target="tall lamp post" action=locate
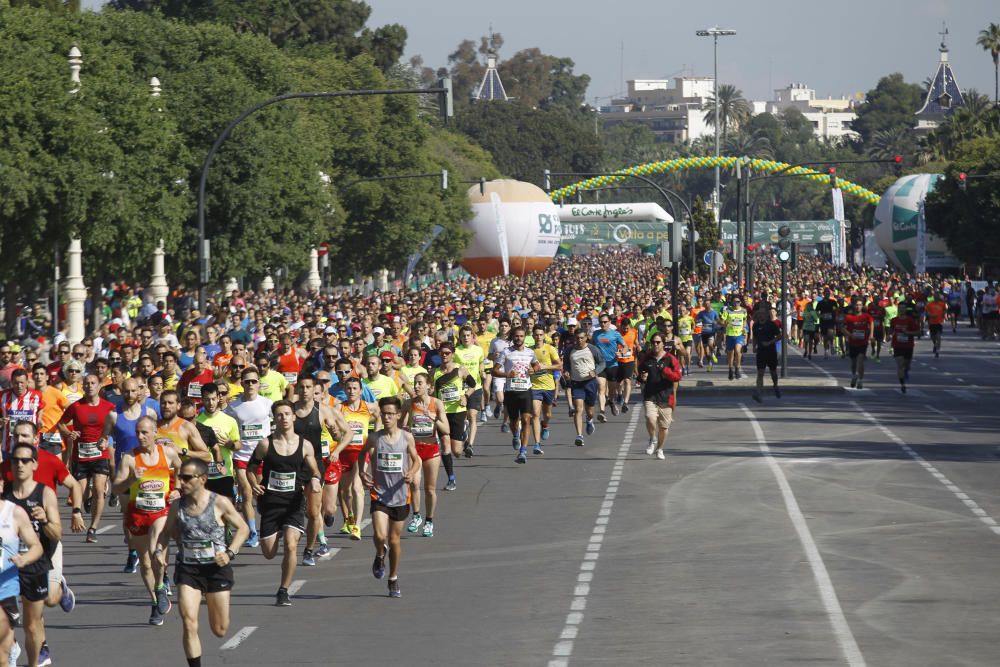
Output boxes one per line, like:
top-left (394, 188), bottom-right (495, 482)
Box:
top-left (695, 26), bottom-right (736, 224)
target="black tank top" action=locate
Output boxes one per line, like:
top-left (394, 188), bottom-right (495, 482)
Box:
top-left (2, 483), bottom-right (53, 573)
top-left (261, 435), bottom-right (305, 498)
top-left (294, 404), bottom-right (322, 460)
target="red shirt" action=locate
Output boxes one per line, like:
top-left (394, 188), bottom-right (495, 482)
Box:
top-left (890, 316), bottom-right (918, 349)
top-left (178, 366), bottom-right (214, 406)
top-left (844, 313), bottom-right (874, 346)
top-left (1, 448), bottom-right (71, 490)
top-left (60, 398), bottom-right (115, 461)
top-left (2, 389), bottom-right (44, 453)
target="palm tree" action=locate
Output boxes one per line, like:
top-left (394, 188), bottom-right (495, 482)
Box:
top-left (962, 88), bottom-right (993, 118)
top-left (977, 22), bottom-right (1000, 105)
top-left (702, 84), bottom-right (751, 142)
top-left (723, 129), bottom-right (773, 159)
top-left (867, 126), bottom-right (913, 161)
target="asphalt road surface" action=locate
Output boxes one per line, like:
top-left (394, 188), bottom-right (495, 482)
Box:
top-left (29, 325), bottom-right (1000, 666)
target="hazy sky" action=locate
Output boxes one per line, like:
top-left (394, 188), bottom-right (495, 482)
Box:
top-left (80, 1), bottom-right (997, 102)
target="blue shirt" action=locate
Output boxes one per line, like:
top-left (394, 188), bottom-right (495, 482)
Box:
top-left (329, 378), bottom-right (377, 403)
top-left (696, 309), bottom-right (721, 334)
top-left (591, 329), bottom-right (626, 366)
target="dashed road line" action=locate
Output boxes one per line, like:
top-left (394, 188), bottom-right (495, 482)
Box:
top-left (852, 400), bottom-right (1000, 535)
top-left (96, 525), bottom-right (115, 534)
top-left (220, 625), bottom-right (258, 650)
top-left (287, 579), bottom-right (306, 596)
top-left (547, 407), bottom-right (640, 667)
top-left (742, 404), bottom-right (866, 667)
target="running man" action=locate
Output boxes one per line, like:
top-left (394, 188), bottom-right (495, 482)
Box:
top-left (331, 377), bottom-right (379, 540)
top-left (844, 298), bottom-right (874, 389)
top-left (493, 327), bottom-right (541, 464)
top-left (247, 400), bottom-right (322, 606)
top-left (0, 471), bottom-right (43, 665)
top-left (924, 293), bottom-right (947, 358)
top-left (454, 327), bottom-right (485, 454)
top-left (154, 458), bottom-right (249, 667)
top-left (112, 415), bottom-right (183, 626)
top-left (359, 395), bottom-right (420, 599)
top-left (750, 306), bottom-right (782, 402)
top-left (403, 374), bottom-right (449, 537)
top-left (529, 324), bottom-right (560, 454)
top-left (432, 342), bottom-right (472, 488)
top-left (889, 306), bottom-right (920, 393)
top-left (224, 366), bottom-right (274, 548)
top-left (722, 297), bottom-right (748, 379)
top-left (591, 314), bottom-right (625, 421)
top-left (563, 330), bottom-right (605, 447)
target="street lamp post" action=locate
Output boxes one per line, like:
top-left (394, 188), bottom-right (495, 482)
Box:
top-left (696, 26), bottom-right (736, 224)
top-left (195, 81), bottom-right (453, 311)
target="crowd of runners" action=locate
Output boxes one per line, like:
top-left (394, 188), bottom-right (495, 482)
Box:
top-left (0, 248), bottom-right (995, 665)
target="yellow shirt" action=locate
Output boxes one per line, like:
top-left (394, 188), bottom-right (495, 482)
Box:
top-left (531, 344), bottom-right (559, 391)
top-left (454, 345), bottom-right (485, 388)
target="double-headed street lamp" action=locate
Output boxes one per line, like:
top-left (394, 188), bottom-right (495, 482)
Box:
top-left (695, 26), bottom-right (736, 224)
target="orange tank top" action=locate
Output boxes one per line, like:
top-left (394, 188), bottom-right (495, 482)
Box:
top-left (129, 444), bottom-right (172, 513)
top-left (340, 401), bottom-right (371, 450)
top-left (407, 399), bottom-right (439, 444)
top-left (277, 346), bottom-right (303, 383)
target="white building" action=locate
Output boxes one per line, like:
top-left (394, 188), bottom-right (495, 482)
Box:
top-left (598, 77), bottom-right (714, 144)
top-left (760, 83), bottom-right (858, 142)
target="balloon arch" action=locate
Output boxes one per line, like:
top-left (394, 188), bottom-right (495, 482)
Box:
top-left (547, 157), bottom-right (882, 206)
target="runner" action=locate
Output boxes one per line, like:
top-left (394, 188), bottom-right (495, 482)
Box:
top-left (1, 369), bottom-right (42, 456)
top-left (358, 395), bottom-right (420, 599)
top-left (493, 327), bottom-right (542, 464)
top-left (111, 415), bottom-right (183, 625)
top-left (402, 374), bottom-right (449, 537)
top-left (675, 305), bottom-right (695, 375)
top-left (925, 293), bottom-right (947, 358)
top-left (156, 390), bottom-right (212, 463)
top-left (816, 289), bottom-right (839, 359)
top-left (844, 298), bottom-right (875, 389)
top-left (722, 296), bottom-right (748, 380)
top-left (153, 458), bottom-right (249, 667)
top-left (750, 305), bottom-right (782, 402)
top-left (330, 377), bottom-right (378, 540)
top-left (695, 304), bottom-right (720, 371)
top-left (177, 347), bottom-right (214, 408)
top-left (57, 374), bottom-right (114, 543)
top-left (563, 330), bottom-right (605, 448)
top-left (454, 327), bottom-right (485, 456)
top-left (431, 341), bottom-right (473, 484)
top-left (801, 301), bottom-right (820, 359)
top-left (4, 441), bottom-right (64, 667)
top-left (194, 383), bottom-right (240, 503)
top-left (529, 324), bottom-right (560, 454)
top-left (223, 366), bottom-right (274, 548)
top-left (29, 366), bottom-right (68, 461)
top-left (889, 305), bottom-right (920, 394)
top-left (866, 296), bottom-right (886, 362)
top-left (590, 314), bottom-right (625, 422)
top-left (246, 400), bottom-right (322, 606)
top-left (636, 332), bottom-right (682, 459)
top-left (0, 470), bottom-right (43, 666)
top-left (487, 320), bottom-right (511, 430)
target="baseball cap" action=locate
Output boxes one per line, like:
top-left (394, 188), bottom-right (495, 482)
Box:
top-left (566, 318), bottom-right (579, 326)
top-left (373, 326), bottom-right (385, 335)
top-left (324, 326), bottom-right (336, 334)
top-left (379, 351), bottom-right (395, 361)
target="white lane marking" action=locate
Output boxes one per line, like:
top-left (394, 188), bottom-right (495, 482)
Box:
top-left (287, 579), bottom-right (306, 596)
top-left (742, 404), bottom-right (866, 667)
top-left (790, 347), bottom-right (837, 381)
top-left (923, 404), bottom-right (958, 424)
top-left (852, 401), bottom-right (1000, 534)
top-left (547, 410), bottom-right (639, 667)
top-left (96, 525), bottom-right (114, 534)
top-left (220, 625), bottom-right (258, 650)
top-left (318, 546), bottom-right (340, 561)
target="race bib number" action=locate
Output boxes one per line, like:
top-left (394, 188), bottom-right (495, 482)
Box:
top-left (41, 432), bottom-right (61, 444)
top-left (283, 372), bottom-right (298, 384)
top-left (187, 383), bottom-right (202, 398)
top-left (510, 377), bottom-right (531, 392)
top-left (851, 330), bottom-right (866, 341)
top-left (376, 451), bottom-right (403, 473)
top-left (820, 312), bottom-right (833, 321)
top-left (182, 539), bottom-right (217, 565)
top-left (439, 386), bottom-right (460, 403)
top-left (679, 325), bottom-right (691, 336)
top-left (78, 441), bottom-right (102, 460)
top-left (240, 423), bottom-right (264, 441)
top-left (410, 414), bottom-right (434, 438)
top-left (136, 491), bottom-right (166, 512)
top-left (267, 470), bottom-right (297, 493)
top-left (321, 439), bottom-right (331, 459)
top-left (348, 421), bottom-right (365, 446)
top-left (207, 461), bottom-right (224, 479)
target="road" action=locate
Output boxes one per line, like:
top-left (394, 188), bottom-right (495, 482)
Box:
top-left (32, 326), bottom-right (1000, 666)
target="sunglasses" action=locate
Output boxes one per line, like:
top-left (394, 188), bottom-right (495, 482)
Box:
top-left (178, 473), bottom-right (203, 482)
top-left (243, 379), bottom-right (259, 385)
top-left (11, 457), bottom-right (35, 465)
top-left (335, 370), bottom-right (351, 375)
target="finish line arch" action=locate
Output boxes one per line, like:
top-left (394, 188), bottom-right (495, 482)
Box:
top-left (548, 157), bottom-right (882, 205)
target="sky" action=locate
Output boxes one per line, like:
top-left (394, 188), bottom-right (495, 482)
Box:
top-left (79, 0), bottom-right (998, 103)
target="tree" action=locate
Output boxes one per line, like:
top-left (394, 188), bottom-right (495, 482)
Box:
top-left (976, 22), bottom-right (1000, 106)
top-left (702, 84), bottom-right (750, 141)
top-left (867, 126), bottom-right (914, 161)
top-left (499, 48), bottom-right (589, 110)
top-left (690, 196), bottom-right (719, 263)
top-left (601, 123), bottom-right (678, 169)
top-left (723, 128), bottom-right (773, 159)
top-left (851, 73), bottom-right (925, 144)
top-left (925, 136), bottom-right (1000, 267)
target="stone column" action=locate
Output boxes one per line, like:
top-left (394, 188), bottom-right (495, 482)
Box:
top-left (224, 277), bottom-right (239, 294)
top-left (63, 238), bottom-right (86, 344)
top-left (260, 275), bottom-right (274, 292)
top-left (149, 239), bottom-right (169, 306)
top-left (377, 268), bottom-right (389, 292)
top-left (306, 248), bottom-right (322, 292)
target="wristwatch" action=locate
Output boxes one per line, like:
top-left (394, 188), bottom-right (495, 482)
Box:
top-left (225, 548), bottom-right (237, 560)
top-left (71, 508), bottom-right (82, 515)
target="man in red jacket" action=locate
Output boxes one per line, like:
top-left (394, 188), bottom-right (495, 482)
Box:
top-left (636, 332), bottom-right (683, 460)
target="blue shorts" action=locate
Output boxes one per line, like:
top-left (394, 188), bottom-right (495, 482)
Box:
top-left (531, 389), bottom-right (556, 405)
top-left (570, 379), bottom-right (598, 407)
top-left (725, 335), bottom-right (745, 352)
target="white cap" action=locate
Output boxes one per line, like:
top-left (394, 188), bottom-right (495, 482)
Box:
top-left (373, 326), bottom-right (385, 335)
top-left (566, 318), bottom-right (579, 326)
top-left (324, 326), bottom-right (336, 334)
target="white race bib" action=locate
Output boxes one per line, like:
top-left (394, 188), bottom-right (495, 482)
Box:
top-left (283, 372), bottom-right (298, 384)
top-left (376, 452), bottom-right (403, 473)
top-left (321, 439), bottom-right (331, 459)
top-left (267, 470), bottom-right (297, 493)
top-left (440, 386), bottom-right (460, 403)
top-left (241, 423), bottom-right (264, 441)
top-left (410, 414), bottom-right (434, 438)
top-left (851, 329), bottom-right (866, 340)
top-left (77, 441), bottom-right (102, 461)
top-left (182, 539), bottom-right (217, 565)
top-left (136, 491), bottom-right (166, 512)
top-left (510, 377), bottom-right (530, 392)
top-left (207, 461), bottom-right (224, 479)
top-left (187, 383), bottom-right (202, 398)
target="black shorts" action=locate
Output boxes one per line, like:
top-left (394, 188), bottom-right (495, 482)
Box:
top-left (755, 351), bottom-right (777, 371)
top-left (467, 388), bottom-right (484, 411)
top-left (820, 322), bottom-right (835, 334)
top-left (445, 412), bottom-right (467, 442)
top-left (848, 345), bottom-right (868, 359)
top-left (206, 476), bottom-right (237, 499)
top-left (1, 596), bottom-right (19, 627)
top-left (73, 458), bottom-right (111, 478)
top-left (700, 332), bottom-right (715, 345)
top-left (371, 500), bottom-right (409, 523)
top-left (929, 323), bottom-right (943, 335)
top-left (18, 569), bottom-right (50, 602)
top-left (174, 561), bottom-right (235, 594)
top-left (893, 347), bottom-right (914, 360)
top-left (258, 494), bottom-right (306, 540)
top-left (948, 305), bottom-right (961, 316)
top-left (599, 366), bottom-right (618, 380)
top-left (615, 361), bottom-right (635, 382)
top-left (504, 390), bottom-right (534, 424)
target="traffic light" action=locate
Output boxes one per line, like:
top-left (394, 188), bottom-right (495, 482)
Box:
top-left (828, 167), bottom-right (837, 189)
top-left (958, 172), bottom-right (967, 192)
top-left (893, 155), bottom-right (903, 177)
top-left (777, 224), bottom-right (791, 262)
